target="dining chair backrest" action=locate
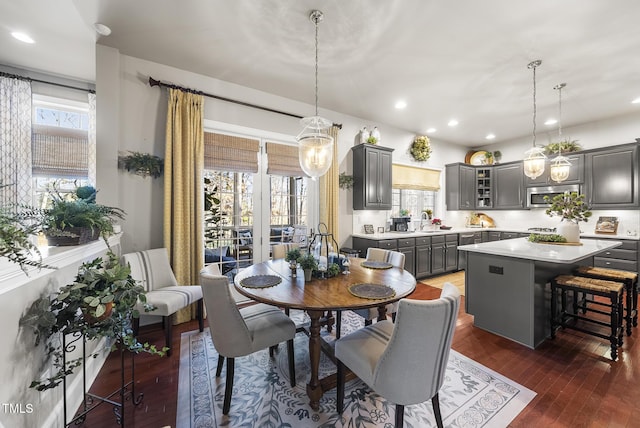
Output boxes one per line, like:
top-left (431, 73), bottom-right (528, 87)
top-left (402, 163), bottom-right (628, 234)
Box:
top-left (373, 283), bottom-right (460, 405)
top-left (122, 248), bottom-right (178, 292)
top-left (272, 243), bottom-right (300, 260)
top-left (366, 248), bottom-right (406, 270)
top-left (199, 270), bottom-right (254, 357)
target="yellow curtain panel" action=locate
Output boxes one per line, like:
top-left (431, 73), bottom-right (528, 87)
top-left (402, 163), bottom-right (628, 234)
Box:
top-left (164, 89), bottom-right (204, 324)
top-left (319, 125), bottom-right (340, 240)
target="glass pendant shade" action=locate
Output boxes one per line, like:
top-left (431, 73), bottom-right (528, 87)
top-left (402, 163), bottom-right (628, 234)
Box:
top-left (523, 146), bottom-right (546, 179)
top-left (549, 155), bottom-right (571, 182)
top-left (297, 116), bottom-right (334, 178)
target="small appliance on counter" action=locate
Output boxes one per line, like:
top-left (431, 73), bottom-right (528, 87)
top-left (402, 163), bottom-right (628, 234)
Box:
top-left (391, 217), bottom-right (410, 232)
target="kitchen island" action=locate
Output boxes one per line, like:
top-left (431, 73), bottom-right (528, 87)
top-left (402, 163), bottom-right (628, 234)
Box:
top-left (457, 238), bottom-right (622, 349)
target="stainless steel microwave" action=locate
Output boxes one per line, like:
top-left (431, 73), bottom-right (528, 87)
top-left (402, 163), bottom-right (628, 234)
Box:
top-left (526, 184), bottom-right (581, 208)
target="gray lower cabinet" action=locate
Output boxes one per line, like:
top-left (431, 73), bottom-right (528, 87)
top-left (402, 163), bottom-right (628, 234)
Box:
top-left (351, 237), bottom-right (396, 256)
top-left (397, 237), bottom-right (416, 276)
top-left (493, 162), bottom-right (525, 209)
top-left (431, 236), bottom-right (446, 275)
top-left (500, 231), bottom-right (520, 240)
top-left (445, 235), bottom-right (458, 271)
top-left (415, 236), bottom-right (432, 279)
top-left (588, 239), bottom-right (639, 272)
top-left (585, 144), bottom-right (639, 209)
top-left (482, 231), bottom-right (501, 242)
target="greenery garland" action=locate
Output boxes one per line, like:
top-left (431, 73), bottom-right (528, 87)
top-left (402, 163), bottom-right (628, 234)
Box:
top-left (410, 135), bottom-right (432, 161)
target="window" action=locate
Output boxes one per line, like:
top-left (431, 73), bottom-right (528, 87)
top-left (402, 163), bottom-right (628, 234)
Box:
top-left (31, 95), bottom-right (93, 207)
top-left (392, 189), bottom-right (437, 219)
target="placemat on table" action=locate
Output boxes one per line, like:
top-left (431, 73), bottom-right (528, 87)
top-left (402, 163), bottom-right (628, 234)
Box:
top-left (240, 275), bottom-right (282, 288)
top-left (348, 283), bottom-right (396, 300)
top-left (360, 260), bottom-right (394, 270)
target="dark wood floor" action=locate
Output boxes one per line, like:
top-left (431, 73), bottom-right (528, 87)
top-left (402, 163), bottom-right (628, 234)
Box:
top-left (78, 276), bottom-right (639, 427)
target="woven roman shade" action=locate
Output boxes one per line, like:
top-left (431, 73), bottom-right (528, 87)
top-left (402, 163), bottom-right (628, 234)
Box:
top-left (265, 142), bottom-right (309, 177)
top-left (31, 124), bottom-right (88, 177)
top-left (392, 164), bottom-right (441, 191)
top-left (204, 132), bottom-right (259, 173)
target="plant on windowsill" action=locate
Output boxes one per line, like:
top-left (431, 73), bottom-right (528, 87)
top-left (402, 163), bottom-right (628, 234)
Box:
top-left (19, 251), bottom-right (167, 391)
top-left (42, 184), bottom-right (125, 246)
top-left (544, 191), bottom-right (591, 243)
top-left (118, 151), bottom-right (164, 179)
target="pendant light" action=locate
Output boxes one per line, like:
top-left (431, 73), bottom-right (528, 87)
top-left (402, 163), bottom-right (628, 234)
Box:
top-left (297, 10), bottom-right (334, 179)
top-left (523, 60), bottom-right (546, 179)
top-left (549, 83), bottom-right (571, 183)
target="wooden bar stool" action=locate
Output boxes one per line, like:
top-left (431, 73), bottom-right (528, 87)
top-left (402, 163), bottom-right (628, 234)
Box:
top-left (574, 266), bottom-right (638, 336)
top-left (550, 275), bottom-right (624, 361)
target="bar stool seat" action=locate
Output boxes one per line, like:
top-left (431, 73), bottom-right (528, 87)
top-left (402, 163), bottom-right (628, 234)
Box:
top-left (550, 275), bottom-right (624, 361)
top-left (574, 266), bottom-right (638, 336)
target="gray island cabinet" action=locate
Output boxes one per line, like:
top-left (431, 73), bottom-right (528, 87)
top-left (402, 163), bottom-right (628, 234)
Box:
top-left (457, 238), bottom-right (622, 349)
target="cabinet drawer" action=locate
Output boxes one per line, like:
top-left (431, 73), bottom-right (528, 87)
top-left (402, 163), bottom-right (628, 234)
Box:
top-left (397, 237), bottom-right (416, 248)
top-left (597, 248), bottom-right (637, 261)
top-left (593, 257), bottom-right (638, 272)
top-left (415, 236), bottom-right (431, 246)
top-left (616, 240), bottom-right (639, 251)
top-left (378, 239), bottom-right (398, 249)
top-left (431, 235), bottom-right (445, 244)
top-left (445, 234), bottom-right (458, 243)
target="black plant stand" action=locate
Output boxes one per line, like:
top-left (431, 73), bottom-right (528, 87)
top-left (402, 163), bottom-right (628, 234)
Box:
top-left (62, 331), bottom-right (143, 427)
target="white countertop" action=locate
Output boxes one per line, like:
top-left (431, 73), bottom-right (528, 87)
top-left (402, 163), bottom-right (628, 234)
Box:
top-left (457, 237), bottom-right (622, 263)
top-left (352, 228), bottom-right (638, 241)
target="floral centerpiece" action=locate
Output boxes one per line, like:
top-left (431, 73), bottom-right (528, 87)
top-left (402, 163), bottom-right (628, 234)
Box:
top-left (410, 135), bottom-right (432, 161)
top-left (544, 191), bottom-right (591, 242)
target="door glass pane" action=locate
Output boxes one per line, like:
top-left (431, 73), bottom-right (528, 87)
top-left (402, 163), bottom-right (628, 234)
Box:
top-left (268, 175), bottom-right (309, 257)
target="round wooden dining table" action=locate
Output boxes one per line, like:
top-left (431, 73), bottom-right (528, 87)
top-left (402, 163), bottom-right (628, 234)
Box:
top-left (234, 258), bottom-right (417, 410)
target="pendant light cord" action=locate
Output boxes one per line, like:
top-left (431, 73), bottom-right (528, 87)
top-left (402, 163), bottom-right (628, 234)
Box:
top-left (529, 61), bottom-right (539, 148)
top-left (314, 14), bottom-right (319, 117)
top-left (554, 83), bottom-right (566, 156)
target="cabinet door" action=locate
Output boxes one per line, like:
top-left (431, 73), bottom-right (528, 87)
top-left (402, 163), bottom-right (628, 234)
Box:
top-left (399, 246), bottom-right (415, 276)
top-left (415, 245), bottom-right (431, 278)
top-left (525, 153), bottom-right (585, 186)
top-left (494, 163), bottom-right (524, 209)
top-left (431, 242), bottom-right (446, 274)
top-left (445, 163), bottom-right (475, 210)
top-left (585, 145), bottom-right (638, 208)
top-left (445, 242), bottom-right (458, 271)
top-left (377, 148), bottom-right (393, 209)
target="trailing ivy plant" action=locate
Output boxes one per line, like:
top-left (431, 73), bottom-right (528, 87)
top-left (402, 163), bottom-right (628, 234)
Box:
top-left (338, 172), bottom-right (354, 190)
top-left (118, 151), bottom-right (164, 178)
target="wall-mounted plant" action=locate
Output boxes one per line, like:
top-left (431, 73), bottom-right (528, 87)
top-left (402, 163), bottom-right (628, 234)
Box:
top-left (338, 172), bottom-right (354, 190)
top-left (410, 135), bottom-right (432, 161)
top-left (118, 151), bottom-right (164, 178)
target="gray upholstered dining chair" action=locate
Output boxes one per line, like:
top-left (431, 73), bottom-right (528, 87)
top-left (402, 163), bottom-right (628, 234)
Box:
top-left (335, 248), bottom-right (405, 338)
top-left (122, 248), bottom-right (204, 356)
top-left (335, 283), bottom-right (460, 428)
top-left (200, 270), bottom-right (297, 415)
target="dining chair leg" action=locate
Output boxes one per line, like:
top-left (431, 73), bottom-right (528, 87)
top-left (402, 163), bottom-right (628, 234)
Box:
top-left (222, 358), bottom-right (235, 415)
top-left (336, 310), bottom-right (342, 339)
top-left (364, 319), bottom-right (372, 326)
top-left (391, 312), bottom-right (397, 323)
top-left (395, 404), bottom-right (404, 427)
top-left (287, 338), bottom-right (296, 387)
top-left (431, 393), bottom-right (444, 428)
top-left (197, 299), bottom-right (204, 332)
top-left (164, 315), bottom-right (173, 356)
top-left (269, 345), bottom-right (277, 357)
top-left (216, 355), bottom-right (225, 377)
top-left (133, 317), bottom-right (140, 336)
top-left (336, 360), bottom-right (345, 414)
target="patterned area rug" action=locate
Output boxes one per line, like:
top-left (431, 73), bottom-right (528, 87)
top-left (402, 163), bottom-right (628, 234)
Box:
top-left (177, 311), bottom-right (534, 427)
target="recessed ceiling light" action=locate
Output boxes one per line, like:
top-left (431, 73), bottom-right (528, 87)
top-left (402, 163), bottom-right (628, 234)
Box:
top-left (94, 23), bottom-right (112, 36)
top-left (485, 133), bottom-right (496, 140)
top-left (426, 128), bottom-right (436, 133)
top-left (545, 118), bottom-right (558, 125)
top-left (394, 100), bottom-right (407, 109)
top-left (11, 32), bottom-right (35, 44)
top-left (447, 119), bottom-right (458, 127)
top-left (632, 97), bottom-right (640, 104)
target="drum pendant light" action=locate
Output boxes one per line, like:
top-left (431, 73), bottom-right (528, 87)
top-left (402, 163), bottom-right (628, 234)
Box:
top-left (549, 83), bottom-right (571, 183)
top-left (297, 10), bottom-right (334, 179)
top-left (523, 60), bottom-right (546, 179)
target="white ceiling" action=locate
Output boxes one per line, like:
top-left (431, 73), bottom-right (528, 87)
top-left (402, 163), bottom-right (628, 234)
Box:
top-left (2, 0), bottom-right (640, 146)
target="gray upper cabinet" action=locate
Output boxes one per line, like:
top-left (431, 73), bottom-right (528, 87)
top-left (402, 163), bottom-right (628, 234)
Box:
top-left (445, 163), bottom-right (475, 210)
top-left (585, 143), bottom-right (639, 209)
top-left (493, 162), bottom-right (525, 209)
top-left (524, 153), bottom-right (584, 186)
top-left (352, 144), bottom-right (394, 210)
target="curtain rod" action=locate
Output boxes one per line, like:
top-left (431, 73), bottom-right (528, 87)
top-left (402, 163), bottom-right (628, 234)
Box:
top-left (0, 71), bottom-right (95, 94)
top-left (148, 77), bottom-right (342, 129)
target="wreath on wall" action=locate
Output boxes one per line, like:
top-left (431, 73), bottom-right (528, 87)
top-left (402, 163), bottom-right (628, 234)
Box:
top-left (410, 135), bottom-right (432, 161)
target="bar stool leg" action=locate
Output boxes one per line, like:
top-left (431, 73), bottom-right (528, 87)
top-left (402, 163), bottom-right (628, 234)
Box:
top-left (610, 291), bottom-right (619, 361)
top-left (550, 281), bottom-right (557, 339)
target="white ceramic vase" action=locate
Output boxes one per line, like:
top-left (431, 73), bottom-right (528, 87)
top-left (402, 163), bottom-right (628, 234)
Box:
top-left (557, 221), bottom-right (580, 243)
